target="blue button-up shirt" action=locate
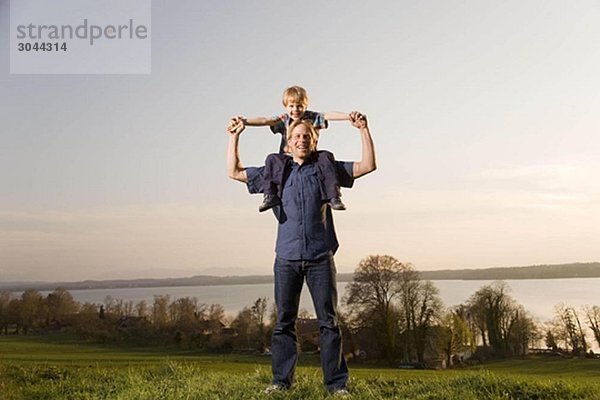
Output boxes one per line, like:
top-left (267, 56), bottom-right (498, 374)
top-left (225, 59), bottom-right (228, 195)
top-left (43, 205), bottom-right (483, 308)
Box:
top-left (246, 158), bottom-right (354, 261)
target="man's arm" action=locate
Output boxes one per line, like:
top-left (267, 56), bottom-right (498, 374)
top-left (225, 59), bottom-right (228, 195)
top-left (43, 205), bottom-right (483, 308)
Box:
top-left (349, 111), bottom-right (377, 178)
top-left (243, 116), bottom-right (279, 127)
top-left (323, 111), bottom-right (351, 121)
top-left (226, 117), bottom-right (248, 183)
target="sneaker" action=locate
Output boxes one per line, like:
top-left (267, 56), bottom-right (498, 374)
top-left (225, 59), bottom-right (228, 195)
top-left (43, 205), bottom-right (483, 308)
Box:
top-left (264, 384), bottom-right (286, 394)
top-left (259, 194), bottom-right (281, 213)
top-left (328, 197), bottom-right (346, 211)
top-left (332, 388), bottom-right (350, 397)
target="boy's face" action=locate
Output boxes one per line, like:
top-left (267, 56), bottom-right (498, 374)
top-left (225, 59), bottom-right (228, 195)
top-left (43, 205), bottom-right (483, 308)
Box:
top-left (285, 101), bottom-right (306, 120)
top-left (287, 124), bottom-right (315, 160)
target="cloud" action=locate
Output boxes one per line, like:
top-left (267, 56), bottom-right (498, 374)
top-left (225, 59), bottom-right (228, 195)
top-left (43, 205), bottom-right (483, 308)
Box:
top-left (473, 163), bottom-right (577, 181)
top-left (462, 159), bottom-right (600, 211)
top-left (469, 158), bottom-right (600, 191)
top-left (0, 204), bottom-right (276, 281)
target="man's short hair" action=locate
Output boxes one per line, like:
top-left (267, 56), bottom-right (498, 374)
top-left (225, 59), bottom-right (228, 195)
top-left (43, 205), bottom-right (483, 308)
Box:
top-left (282, 85), bottom-right (309, 107)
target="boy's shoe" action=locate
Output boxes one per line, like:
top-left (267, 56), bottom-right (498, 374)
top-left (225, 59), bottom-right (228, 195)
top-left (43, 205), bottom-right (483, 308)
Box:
top-left (329, 197), bottom-right (346, 211)
top-left (264, 384), bottom-right (287, 394)
top-left (259, 194), bottom-right (281, 212)
top-left (331, 388), bottom-right (351, 397)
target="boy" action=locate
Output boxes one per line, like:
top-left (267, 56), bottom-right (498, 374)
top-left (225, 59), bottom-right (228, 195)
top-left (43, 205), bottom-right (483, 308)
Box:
top-left (242, 85), bottom-right (350, 212)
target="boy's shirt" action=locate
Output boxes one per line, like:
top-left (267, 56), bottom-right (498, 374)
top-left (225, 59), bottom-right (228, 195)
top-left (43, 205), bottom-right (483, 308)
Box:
top-left (270, 110), bottom-right (328, 153)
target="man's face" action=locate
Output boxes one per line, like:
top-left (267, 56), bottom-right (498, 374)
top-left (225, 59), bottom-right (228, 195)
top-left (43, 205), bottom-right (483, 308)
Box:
top-left (287, 124), bottom-right (314, 160)
top-left (285, 101), bottom-right (306, 120)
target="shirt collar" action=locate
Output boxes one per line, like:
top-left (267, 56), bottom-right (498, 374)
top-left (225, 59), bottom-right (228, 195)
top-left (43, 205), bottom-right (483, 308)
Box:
top-left (291, 152), bottom-right (318, 168)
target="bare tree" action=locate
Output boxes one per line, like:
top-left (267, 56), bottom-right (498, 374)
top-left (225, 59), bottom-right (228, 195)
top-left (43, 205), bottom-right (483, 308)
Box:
top-left (169, 297), bottom-right (200, 325)
top-left (584, 305), bottom-right (600, 348)
top-left (122, 300), bottom-right (135, 317)
top-left (552, 304), bottom-right (587, 355)
top-left (207, 303), bottom-right (225, 329)
top-left (20, 289), bottom-right (46, 333)
top-left (152, 295), bottom-right (170, 328)
top-left (397, 262), bottom-right (421, 362)
top-left (231, 306), bottom-right (257, 349)
top-left (344, 255), bottom-right (405, 362)
top-left (46, 287), bottom-right (79, 323)
top-left (73, 302), bottom-right (101, 340)
top-left (251, 297), bottom-right (269, 349)
top-left (135, 300), bottom-right (149, 318)
top-left (103, 296), bottom-right (117, 317)
top-left (544, 328), bottom-right (559, 351)
top-left (467, 281), bottom-right (537, 356)
top-left (0, 291), bottom-right (13, 334)
top-left (468, 282), bottom-right (514, 353)
top-left (345, 255), bottom-right (445, 363)
top-left (409, 280), bottom-right (444, 363)
top-left (7, 298), bottom-right (22, 334)
top-left (507, 305), bottom-right (539, 356)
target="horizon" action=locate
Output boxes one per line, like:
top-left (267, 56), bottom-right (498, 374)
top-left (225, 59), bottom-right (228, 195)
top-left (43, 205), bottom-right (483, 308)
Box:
top-left (2, 260), bottom-right (599, 285)
top-left (2, 1), bottom-right (600, 281)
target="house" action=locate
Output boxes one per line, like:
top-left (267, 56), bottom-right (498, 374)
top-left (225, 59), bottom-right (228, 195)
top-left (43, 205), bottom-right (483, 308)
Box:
top-left (196, 319), bottom-right (226, 335)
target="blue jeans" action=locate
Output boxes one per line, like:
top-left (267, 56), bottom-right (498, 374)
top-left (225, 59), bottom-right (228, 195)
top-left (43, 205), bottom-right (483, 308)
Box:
top-left (271, 255), bottom-right (348, 392)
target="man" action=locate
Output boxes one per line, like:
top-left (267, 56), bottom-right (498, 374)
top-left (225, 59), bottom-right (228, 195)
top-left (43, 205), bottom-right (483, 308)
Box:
top-left (226, 111), bottom-right (376, 396)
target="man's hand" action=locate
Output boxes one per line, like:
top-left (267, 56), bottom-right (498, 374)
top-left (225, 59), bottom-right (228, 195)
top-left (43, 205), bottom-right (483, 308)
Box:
top-left (227, 116), bottom-right (246, 135)
top-left (226, 116), bottom-right (248, 183)
top-left (349, 111), bottom-right (368, 129)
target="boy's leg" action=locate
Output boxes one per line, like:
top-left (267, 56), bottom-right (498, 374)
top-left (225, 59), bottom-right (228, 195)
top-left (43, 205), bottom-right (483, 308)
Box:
top-left (315, 151), bottom-right (345, 210)
top-left (315, 151), bottom-right (341, 200)
top-left (263, 154), bottom-right (287, 195)
top-left (260, 154), bottom-right (288, 212)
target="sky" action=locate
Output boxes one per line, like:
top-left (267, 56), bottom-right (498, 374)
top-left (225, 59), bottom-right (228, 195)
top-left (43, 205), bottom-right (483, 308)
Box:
top-left (1, 0), bottom-right (599, 282)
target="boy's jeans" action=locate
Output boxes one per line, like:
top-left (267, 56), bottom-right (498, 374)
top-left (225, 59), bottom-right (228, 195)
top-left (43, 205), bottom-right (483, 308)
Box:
top-left (271, 255), bottom-right (349, 392)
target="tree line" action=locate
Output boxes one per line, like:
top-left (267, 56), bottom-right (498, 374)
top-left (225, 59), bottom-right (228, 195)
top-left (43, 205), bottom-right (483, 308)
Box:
top-left (1, 255), bottom-right (599, 366)
top-left (0, 288), bottom-right (274, 351)
top-left (343, 255), bottom-right (600, 365)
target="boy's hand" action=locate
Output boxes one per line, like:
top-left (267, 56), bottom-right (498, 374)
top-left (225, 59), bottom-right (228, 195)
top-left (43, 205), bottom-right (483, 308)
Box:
top-left (350, 111), bottom-right (368, 129)
top-left (227, 116), bottom-right (245, 135)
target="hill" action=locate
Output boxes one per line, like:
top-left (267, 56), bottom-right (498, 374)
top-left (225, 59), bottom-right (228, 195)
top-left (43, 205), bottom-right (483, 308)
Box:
top-left (1, 262), bottom-right (598, 292)
top-left (418, 262), bottom-right (600, 280)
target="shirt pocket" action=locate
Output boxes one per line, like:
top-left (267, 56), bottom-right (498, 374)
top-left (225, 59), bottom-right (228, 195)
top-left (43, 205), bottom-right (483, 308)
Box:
top-left (282, 175), bottom-right (294, 192)
top-left (305, 169), bottom-right (322, 197)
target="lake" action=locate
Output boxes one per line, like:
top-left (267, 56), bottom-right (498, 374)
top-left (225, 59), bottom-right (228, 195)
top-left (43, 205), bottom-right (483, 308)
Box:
top-left (36, 278), bottom-right (600, 323)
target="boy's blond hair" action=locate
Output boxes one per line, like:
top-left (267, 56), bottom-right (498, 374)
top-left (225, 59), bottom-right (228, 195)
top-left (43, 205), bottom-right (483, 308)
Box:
top-left (287, 119), bottom-right (319, 153)
top-left (282, 85), bottom-right (309, 107)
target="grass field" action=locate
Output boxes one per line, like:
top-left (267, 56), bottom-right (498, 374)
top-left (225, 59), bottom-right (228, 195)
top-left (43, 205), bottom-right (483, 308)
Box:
top-left (1, 335), bottom-right (599, 399)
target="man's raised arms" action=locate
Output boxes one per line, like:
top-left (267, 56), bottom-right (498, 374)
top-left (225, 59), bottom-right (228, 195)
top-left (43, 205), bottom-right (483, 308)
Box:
top-left (226, 111), bottom-right (376, 183)
top-left (349, 111), bottom-right (377, 179)
top-left (226, 116), bottom-right (248, 183)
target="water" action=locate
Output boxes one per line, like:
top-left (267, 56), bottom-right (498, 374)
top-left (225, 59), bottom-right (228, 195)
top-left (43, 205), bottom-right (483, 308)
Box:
top-left (34, 278), bottom-right (600, 323)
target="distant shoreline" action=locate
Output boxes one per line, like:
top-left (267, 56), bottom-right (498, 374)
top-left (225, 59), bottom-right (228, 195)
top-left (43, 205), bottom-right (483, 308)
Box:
top-left (2, 262), bottom-right (599, 292)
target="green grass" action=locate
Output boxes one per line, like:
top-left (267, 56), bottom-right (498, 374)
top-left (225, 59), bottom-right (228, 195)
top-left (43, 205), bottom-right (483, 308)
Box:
top-left (0, 335), bottom-right (272, 371)
top-left (473, 356), bottom-right (600, 382)
top-left (1, 335), bottom-right (599, 399)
